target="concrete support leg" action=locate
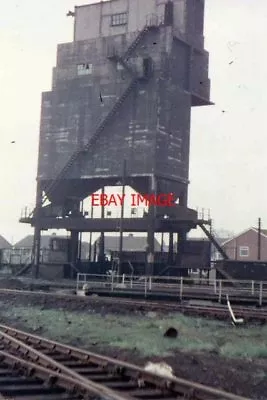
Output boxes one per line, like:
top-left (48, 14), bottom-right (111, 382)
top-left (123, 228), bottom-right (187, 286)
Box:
top-left (33, 183), bottom-right (42, 279)
top-left (93, 241), bottom-right (97, 262)
top-left (175, 188), bottom-right (188, 271)
top-left (146, 175), bottom-right (157, 275)
top-left (118, 160), bottom-right (127, 275)
top-left (70, 230), bottom-right (79, 278)
top-left (99, 187), bottom-right (105, 263)
top-left (147, 212), bottom-right (155, 275)
top-left (168, 232), bottom-right (174, 265)
top-left (177, 230), bottom-right (187, 268)
top-left (88, 202), bottom-right (94, 262)
top-left (88, 232), bottom-right (92, 262)
top-left (98, 233), bottom-right (105, 263)
top-left (33, 227), bottom-right (41, 279)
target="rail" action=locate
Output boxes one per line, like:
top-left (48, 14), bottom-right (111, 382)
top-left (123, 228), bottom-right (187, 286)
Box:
top-left (0, 324), bottom-right (250, 400)
top-left (77, 273), bottom-right (267, 304)
top-left (0, 287), bottom-right (266, 322)
top-left (0, 334), bottom-right (129, 399)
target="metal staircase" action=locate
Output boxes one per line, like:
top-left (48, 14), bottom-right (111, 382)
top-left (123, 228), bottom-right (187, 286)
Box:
top-left (107, 53), bottom-right (134, 74)
top-left (198, 223), bottom-right (229, 260)
top-left (40, 78), bottom-right (138, 206)
top-left (14, 253), bottom-right (33, 277)
top-left (108, 23), bottom-right (159, 65)
top-left (126, 24), bottom-right (159, 55)
top-left (34, 21), bottom-right (160, 210)
top-left (198, 222), bottom-right (237, 284)
top-left (83, 78), bottom-right (138, 151)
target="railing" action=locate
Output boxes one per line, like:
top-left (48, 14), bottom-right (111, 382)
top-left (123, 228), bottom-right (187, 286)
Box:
top-left (20, 206), bottom-right (35, 219)
top-left (145, 13), bottom-right (164, 27)
top-left (196, 207), bottom-right (211, 221)
top-left (76, 273), bottom-right (267, 304)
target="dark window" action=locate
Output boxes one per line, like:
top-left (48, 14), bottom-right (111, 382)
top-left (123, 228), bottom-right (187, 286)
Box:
top-left (77, 63), bottom-right (92, 75)
top-left (111, 13), bottom-right (128, 26)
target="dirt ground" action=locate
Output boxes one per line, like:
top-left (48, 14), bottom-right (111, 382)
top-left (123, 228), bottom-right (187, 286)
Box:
top-left (0, 290), bottom-right (266, 399)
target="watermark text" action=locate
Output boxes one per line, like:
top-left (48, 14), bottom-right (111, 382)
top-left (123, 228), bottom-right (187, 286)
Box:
top-left (90, 193), bottom-right (175, 207)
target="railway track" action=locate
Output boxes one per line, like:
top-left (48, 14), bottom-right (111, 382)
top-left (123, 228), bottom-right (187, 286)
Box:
top-left (0, 287), bottom-right (266, 322)
top-left (76, 294), bottom-right (267, 322)
top-left (0, 324), bottom-right (250, 400)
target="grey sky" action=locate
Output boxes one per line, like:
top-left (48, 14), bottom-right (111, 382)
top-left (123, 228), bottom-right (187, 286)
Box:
top-left (0, 0), bottom-right (266, 242)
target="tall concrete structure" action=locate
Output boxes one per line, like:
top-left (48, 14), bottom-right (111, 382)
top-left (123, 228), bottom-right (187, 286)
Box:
top-left (21, 0), bottom-right (212, 276)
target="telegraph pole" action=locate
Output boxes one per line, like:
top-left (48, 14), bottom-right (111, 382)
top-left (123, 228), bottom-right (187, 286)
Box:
top-left (258, 217), bottom-right (261, 261)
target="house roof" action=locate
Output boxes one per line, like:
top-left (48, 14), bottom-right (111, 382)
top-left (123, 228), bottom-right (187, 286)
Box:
top-left (14, 234), bottom-right (89, 259)
top-left (14, 235), bottom-right (68, 249)
top-left (0, 235), bottom-right (12, 249)
top-left (175, 237), bottom-right (227, 245)
top-left (222, 227), bottom-right (267, 246)
top-left (95, 235), bottom-right (162, 252)
top-left (252, 227), bottom-right (267, 237)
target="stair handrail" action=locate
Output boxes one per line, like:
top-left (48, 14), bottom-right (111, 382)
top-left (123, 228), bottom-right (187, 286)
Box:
top-left (14, 252), bottom-right (33, 277)
top-left (32, 20), bottom-right (160, 212)
top-left (39, 78), bottom-right (138, 206)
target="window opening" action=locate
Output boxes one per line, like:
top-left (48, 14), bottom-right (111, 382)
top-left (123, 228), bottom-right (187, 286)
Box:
top-left (111, 13), bottom-right (128, 26)
top-left (239, 246), bottom-right (249, 257)
top-left (77, 63), bottom-right (92, 75)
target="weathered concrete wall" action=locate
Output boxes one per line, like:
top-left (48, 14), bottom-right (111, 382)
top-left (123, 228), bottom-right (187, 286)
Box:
top-left (39, 27), bottom-right (170, 180)
top-left (74, 0), bottom-right (188, 41)
top-left (38, 24), bottom-right (209, 187)
top-left (37, 0), bottom-right (210, 204)
top-left (155, 82), bottom-right (191, 183)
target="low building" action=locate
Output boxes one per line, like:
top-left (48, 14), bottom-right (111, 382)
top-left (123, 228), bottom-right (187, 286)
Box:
top-left (94, 234), bottom-right (163, 262)
top-left (3, 234), bottom-right (88, 265)
top-left (0, 235), bottom-right (12, 264)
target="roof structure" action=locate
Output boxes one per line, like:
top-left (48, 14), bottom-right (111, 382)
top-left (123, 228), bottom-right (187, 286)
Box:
top-left (0, 235), bottom-right (12, 249)
top-left (95, 234), bottom-right (163, 252)
top-left (14, 235), bottom-right (67, 249)
top-left (14, 234), bottom-right (89, 260)
top-left (222, 227), bottom-right (267, 246)
top-left (252, 227), bottom-right (267, 237)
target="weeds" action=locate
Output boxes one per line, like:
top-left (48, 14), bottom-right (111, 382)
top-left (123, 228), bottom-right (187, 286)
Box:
top-left (1, 302), bottom-right (267, 359)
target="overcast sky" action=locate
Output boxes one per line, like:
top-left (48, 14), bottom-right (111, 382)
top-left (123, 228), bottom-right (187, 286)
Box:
top-left (0, 0), bottom-right (266, 243)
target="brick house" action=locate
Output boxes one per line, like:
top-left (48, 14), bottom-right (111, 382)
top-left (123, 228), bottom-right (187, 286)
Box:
top-left (220, 227), bottom-right (267, 261)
